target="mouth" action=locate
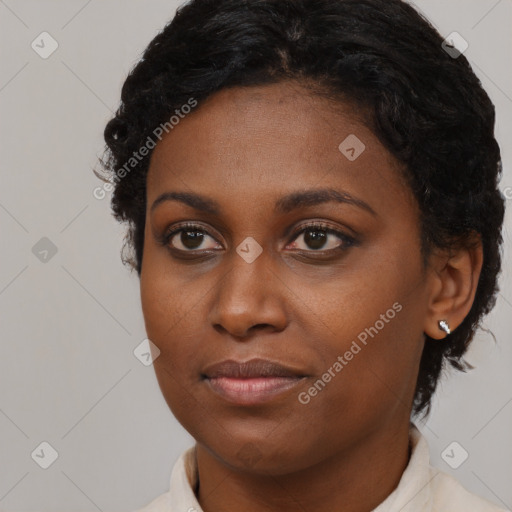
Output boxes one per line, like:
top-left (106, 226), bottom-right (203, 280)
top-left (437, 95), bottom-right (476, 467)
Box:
top-left (201, 358), bottom-right (308, 405)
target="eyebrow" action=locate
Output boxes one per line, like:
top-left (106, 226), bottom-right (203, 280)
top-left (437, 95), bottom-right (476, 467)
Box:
top-left (150, 188), bottom-right (376, 216)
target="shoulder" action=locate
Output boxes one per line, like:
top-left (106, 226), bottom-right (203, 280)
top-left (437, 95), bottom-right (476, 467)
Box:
top-left (429, 466), bottom-right (509, 512)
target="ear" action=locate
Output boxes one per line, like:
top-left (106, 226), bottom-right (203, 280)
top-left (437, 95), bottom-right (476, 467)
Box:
top-left (423, 234), bottom-right (483, 340)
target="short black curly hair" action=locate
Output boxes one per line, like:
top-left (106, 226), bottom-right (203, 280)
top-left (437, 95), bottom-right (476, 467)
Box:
top-left (96, 0), bottom-right (505, 417)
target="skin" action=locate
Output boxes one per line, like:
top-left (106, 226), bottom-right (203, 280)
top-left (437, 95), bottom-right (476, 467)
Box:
top-left (140, 80), bottom-right (483, 512)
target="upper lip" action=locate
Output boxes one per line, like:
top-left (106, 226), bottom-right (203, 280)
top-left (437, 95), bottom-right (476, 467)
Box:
top-left (202, 358), bottom-right (307, 379)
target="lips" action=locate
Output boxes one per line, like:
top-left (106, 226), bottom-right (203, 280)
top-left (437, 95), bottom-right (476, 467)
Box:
top-left (201, 358), bottom-right (307, 405)
top-left (202, 358), bottom-right (306, 379)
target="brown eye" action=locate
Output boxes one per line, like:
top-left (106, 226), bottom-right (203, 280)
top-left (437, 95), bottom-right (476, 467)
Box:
top-left (303, 228), bottom-right (329, 250)
top-left (163, 224), bottom-right (221, 252)
top-left (174, 229), bottom-right (207, 250)
top-left (288, 223), bottom-right (355, 252)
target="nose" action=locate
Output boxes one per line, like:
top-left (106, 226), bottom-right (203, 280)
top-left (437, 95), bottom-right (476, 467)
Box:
top-left (207, 247), bottom-right (288, 340)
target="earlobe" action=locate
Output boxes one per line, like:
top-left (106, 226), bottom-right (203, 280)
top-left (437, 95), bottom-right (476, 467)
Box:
top-left (423, 235), bottom-right (483, 340)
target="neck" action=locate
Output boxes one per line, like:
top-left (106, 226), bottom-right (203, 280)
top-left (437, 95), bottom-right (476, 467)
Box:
top-left (195, 419), bottom-right (412, 512)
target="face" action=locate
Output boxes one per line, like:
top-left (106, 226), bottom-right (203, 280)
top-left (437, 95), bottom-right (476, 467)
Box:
top-left (141, 81), bottom-right (430, 474)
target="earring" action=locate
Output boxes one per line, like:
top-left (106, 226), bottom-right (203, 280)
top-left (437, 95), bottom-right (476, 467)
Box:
top-left (438, 320), bottom-right (451, 335)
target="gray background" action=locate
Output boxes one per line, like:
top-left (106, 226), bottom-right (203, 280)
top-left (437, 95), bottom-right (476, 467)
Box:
top-left (0, 0), bottom-right (511, 510)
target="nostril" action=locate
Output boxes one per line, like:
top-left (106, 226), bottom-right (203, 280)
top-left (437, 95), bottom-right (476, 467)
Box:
top-left (252, 323), bottom-right (271, 330)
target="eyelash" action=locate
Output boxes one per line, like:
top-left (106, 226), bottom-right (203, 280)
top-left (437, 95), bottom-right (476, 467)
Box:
top-left (159, 221), bottom-right (356, 258)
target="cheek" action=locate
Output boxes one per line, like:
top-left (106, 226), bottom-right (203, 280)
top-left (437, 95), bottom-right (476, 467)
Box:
top-left (295, 300), bottom-right (424, 454)
top-left (140, 269), bottom-right (201, 361)
top-left (140, 262), bottom-right (213, 430)
top-left (140, 241), bottom-right (192, 339)
top-left (139, 246), bottom-right (214, 381)
top-left (296, 244), bottom-right (426, 408)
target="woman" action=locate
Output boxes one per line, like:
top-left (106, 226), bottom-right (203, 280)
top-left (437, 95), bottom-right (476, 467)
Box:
top-left (96, 0), bottom-right (507, 510)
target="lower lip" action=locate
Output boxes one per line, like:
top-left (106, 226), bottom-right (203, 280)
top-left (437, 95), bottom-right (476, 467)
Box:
top-left (205, 376), bottom-right (305, 405)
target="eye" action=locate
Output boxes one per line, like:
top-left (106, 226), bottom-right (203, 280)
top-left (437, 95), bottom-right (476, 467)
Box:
top-left (162, 223), bottom-right (222, 252)
top-left (286, 222), bottom-right (355, 253)
top-left (159, 221), bottom-right (356, 257)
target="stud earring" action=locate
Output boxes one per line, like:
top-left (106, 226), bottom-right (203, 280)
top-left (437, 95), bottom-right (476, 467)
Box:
top-left (438, 320), bottom-right (451, 335)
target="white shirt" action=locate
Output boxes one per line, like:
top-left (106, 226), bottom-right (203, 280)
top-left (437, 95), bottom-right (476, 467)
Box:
top-left (134, 424), bottom-right (509, 512)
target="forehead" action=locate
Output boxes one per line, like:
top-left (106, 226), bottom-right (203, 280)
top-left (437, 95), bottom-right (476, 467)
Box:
top-left (146, 81), bottom-right (413, 214)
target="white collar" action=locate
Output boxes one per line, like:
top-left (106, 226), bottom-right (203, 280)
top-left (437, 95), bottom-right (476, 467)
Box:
top-left (371, 423), bottom-right (433, 512)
